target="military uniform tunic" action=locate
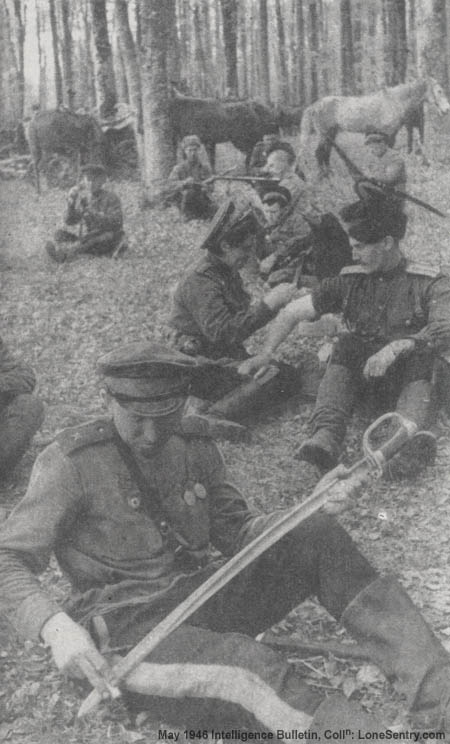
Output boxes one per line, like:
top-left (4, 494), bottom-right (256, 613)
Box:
top-left (169, 253), bottom-right (275, 359)
top-left (0, 416), bottom-right (377, 730)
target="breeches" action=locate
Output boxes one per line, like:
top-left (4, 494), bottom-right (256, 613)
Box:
top-left (0, 393), bottom-right (44, 477)
top-left (103, 513), bottom-right (376, 730)
top-left (55, 228), bottom-right (123, 256)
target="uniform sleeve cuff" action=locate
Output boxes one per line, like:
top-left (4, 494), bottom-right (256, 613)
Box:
top-left (15, 593), bottom-right (62, 642)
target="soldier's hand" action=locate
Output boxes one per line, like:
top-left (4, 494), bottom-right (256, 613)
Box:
top-left (263, 283), bottom-right (298, 310)
top-left (238, 353), bottom-right (273, 377)
top-left (363, 339), bottom-right (415, 380)
top-left (260, 254), bottom-right (277, 276)
top-left (320, 464), bottom-right (352, 515)
top-left (41, 612), bottom-right (119, 700)
top-left (182, 177), bottom-right (195, 187)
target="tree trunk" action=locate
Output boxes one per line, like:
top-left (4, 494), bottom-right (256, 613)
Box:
top-left (384, 0), bottom-right (407, 85)
top-left (36, 1), bottom-right (48, 110)
top-left (137, 0), bottom-right (175, 194)
top-left (418, 0), bottom-right (449, 92)
top-left (296, 0), bottom-right (306, 107)
top-left (90, 0), bottom-right (117, 118)
top-left (275, 0), bottom-right (289, 103)
top-left (193, 2), bottom-right (208, 95)
top-left (49, 0), bottom-right (63, 105)
top-left (258, 0), bottom-right (270, 103)
top-left (309, 1), bottom-right (320, 101)
top-left (220, 0), bottom-right (238, 97)
top-left (114, 0), bottom-right (142, 122)
top-left (61, 0), bottom-right (76, 109)
top-left (12, 0), bottom-right (25, 118)
top-left (340, 0), bottom-right (355, 94)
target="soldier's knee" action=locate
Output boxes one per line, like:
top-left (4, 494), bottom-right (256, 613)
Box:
top-left (8, 393), bottom-right (45, 432)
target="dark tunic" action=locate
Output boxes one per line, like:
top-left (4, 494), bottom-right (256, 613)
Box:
top-left (169, 254), bottom-right (275, 359)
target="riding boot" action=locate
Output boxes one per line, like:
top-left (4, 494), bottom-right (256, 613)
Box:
top-left (0, 394), bottom-right (44, 481)
top-left (385, 379), bottom-right (438, 480)
top-left (296, 364), bottom-right (355, 471)
top-left (341, 575), bottom-right (450, 729)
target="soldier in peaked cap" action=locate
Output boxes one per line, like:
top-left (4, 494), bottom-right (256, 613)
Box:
top-left (3, 341), bottom-right (450, 734)
top-left (241, 207), bottom-right (450, 478)
top-left (168, 199), bottom-right (320, 440)
top-left (45, 163), bottom-right (126, 263)
top-left (167, 134), bottom-right (216, 220)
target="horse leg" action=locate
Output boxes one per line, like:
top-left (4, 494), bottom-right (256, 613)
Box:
top-left (315, 135), bottom-right (332, 178)
top-left (205, 142), bottom-right (215, 171)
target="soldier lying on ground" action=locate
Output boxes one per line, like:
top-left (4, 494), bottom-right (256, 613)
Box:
top-left (45, 164), bottom-right (126, 263)
top-left (240, 206), bottom-right (450, 479)
top-left (0, 336), bottom-right (44, 482)
top-left (1, 342), bottom-right (450, 735)
top-left (259, 186), bottom-right (352, 286)
top-left (168, 199), bottom-right (319, 441)
top-left (166, 135), bottom-right (216, 221)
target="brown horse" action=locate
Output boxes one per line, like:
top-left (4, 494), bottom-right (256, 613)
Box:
top-left (169, 90), bottom-right (279, 170)
top-left (300, 78), bottom-right (450, 173)
top-left (27, 109), bottom-right (106, 192)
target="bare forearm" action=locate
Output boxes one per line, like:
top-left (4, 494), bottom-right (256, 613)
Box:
top-left (264, 295), bottom-right (317, 354)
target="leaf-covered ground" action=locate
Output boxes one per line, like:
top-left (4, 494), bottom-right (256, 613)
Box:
top-left (1, 129), bottom-right (450, 743)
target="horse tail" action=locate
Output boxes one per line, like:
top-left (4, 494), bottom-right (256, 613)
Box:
top-left (300, 104), bottom-right (317, 148)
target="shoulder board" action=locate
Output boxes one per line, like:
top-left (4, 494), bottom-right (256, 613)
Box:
top-left (406, 261), bottom-right (442, 279)
top-left (56, 418), bottom-right (115, 456)
top-left (180, 415), bottom-right (213, 438)
top-left (340, 264), bottom-right (371, 276)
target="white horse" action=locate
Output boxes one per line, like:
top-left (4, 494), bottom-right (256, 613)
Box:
top-left (300, 78), bottom-right (450, 174)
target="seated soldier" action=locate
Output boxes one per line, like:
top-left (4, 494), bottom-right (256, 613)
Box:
top-left (45, 164), bottom-right (125, 263)
top-left (167, 135), bottom-right (216, 221)
top-left (259, 188), bottom-right (352, 287)
top-left (168, 199), bottom-right (318, 440)
top-left (240, 206), bottom-right (450, 478)
top-left (342, 128), bottom-right (407, 224)
top-left (0, 335), bottom-right (44, 482)
top-left (265, 141), bottom-right (307, 203)
top-left (248, 129), bottom-right (282, 176)
top-left (1, 342), bottom-right (450, 735)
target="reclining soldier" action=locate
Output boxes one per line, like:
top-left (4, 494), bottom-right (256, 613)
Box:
top-left (45, 164), bottom-right (125, 263)
top-left (168, 199), bottom-right (319, 440)
top-left (240, 207), bottom-right (450, 478)
top-left (1, 342), bottom-right (450, 734)
top-left (0, 335), bottom-right (44, 483)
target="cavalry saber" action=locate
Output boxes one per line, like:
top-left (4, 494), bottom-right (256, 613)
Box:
top-left (78, 412), bottom-right (417, 718)
top-left (330, 139), bottom-right (448, 218)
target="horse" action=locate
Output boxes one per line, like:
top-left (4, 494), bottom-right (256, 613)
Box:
top-left (27, 109), bottom-right (106, 192)
top-left (169, 90), bottom-right (279, 170)
top-left (299, 78), bottom-right (450, 174)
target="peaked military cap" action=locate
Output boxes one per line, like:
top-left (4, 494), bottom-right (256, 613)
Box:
top-left (262, 185), bottom-right (292, 208)
top-left (265, 140), bottom-right (296, 163)
top-left (199, 199), bottom-right (261, 250)
top-left (98, 342), bottom-right (199, 416)
top-left (81, 163), bottom-right (107, 178)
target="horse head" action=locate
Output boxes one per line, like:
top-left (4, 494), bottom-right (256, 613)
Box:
top-left (426, 77), bottom-right (450, 114)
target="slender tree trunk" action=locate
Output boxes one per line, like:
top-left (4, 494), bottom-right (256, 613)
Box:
top-left (193, 2), bottom-right (207, 95)
top-left (49, 0), bottom-right (63, 105)
top-left (259, 0), bottom-right (270, 103)
top-left (384, 0), bottom-right (407, 85)
top-left (61, 0), bottom-right (75, 109)
top-left (296, 0), bottom-right (306, 107)
top-left (340, 0), bottom-right (355, 94)
top-left (137, 0), bottom-right (175, 194)
top-left (36, 1), bottom-right (48, 109)
top-left (309, 1), bottom-right (320, 101)
top-left (114, 0), bottom-right (142, 120)
top-left (90, 0), bottom-right (117, 117)
top-left (275, 0), bottom-right (289, 103)
top-left (12, 0), bottom-right (25, 118)
top-left (417, 0), bottom-right (449, 92)
top-left (220, 0), bottom-right (238, 97)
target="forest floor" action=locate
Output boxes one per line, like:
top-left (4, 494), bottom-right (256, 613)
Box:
top-left (1, 121), bottom-right (450, 743)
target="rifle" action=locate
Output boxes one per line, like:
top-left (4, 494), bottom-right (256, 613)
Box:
top-left (330, 138), bottom-right (448, 219)
top-left (208, 175), bottom-right (280, 188)
top-left (78, 411), bottom-right (418, 718)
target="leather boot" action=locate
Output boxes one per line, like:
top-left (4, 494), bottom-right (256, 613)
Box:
top-left (386, 380), bottom-right (437, 480)
top-left (342, 575), bottom-right (450, 729)
top-left (297, 364), bottom-right (355, 472)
